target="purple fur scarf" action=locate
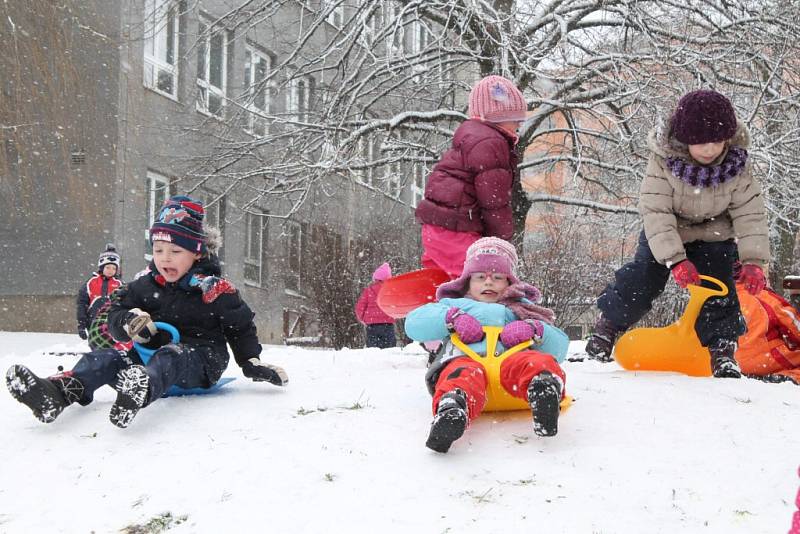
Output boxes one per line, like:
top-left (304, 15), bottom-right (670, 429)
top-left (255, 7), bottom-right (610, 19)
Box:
top-left (497, 282), bottom-right (556, 325)
top-left (665, 146), bottom-right (748, 187)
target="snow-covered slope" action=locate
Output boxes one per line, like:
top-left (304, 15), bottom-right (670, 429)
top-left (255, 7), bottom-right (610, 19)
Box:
top-left (1, 331), bottom-right (798, 533)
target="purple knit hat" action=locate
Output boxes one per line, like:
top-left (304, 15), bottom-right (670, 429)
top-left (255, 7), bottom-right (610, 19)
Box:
top-left (468, 75), bottom-right (527, 123)
top-left (436, 237), bottom-right (520, 299)
top-left (372, 262), bottom-right (392, 282)
top-left (669, 90), bottom-right (737, 145)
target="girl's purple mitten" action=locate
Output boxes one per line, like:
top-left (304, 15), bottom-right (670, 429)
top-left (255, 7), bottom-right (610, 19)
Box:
top-left (500, 320), bottom-right (543, 347)
top-left (445, 307), bottom-right (484, 344)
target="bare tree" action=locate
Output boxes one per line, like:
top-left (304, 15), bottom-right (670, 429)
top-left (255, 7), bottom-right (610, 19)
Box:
top-left (178, 0), bottom-right (800, 288)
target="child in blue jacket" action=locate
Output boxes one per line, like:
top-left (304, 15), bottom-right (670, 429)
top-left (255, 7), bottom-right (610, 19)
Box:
top-left (406, 237), bottom-right (569, 453)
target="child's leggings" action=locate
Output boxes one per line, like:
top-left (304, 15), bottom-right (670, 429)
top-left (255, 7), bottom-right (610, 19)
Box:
top-left (597, 231), bottom-right (744, 346)
top-left (69, 344), bottom-right (221, 405)
top-left (431, 351), bottom-right (565, 422)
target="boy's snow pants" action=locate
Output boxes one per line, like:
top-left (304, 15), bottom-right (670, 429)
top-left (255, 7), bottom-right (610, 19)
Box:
top-left (71, 343), bottom-right (223, 405)
top-left (597, 231), bottom-right (745, 346)
top-left (431, 351), bottom-right (565, 422)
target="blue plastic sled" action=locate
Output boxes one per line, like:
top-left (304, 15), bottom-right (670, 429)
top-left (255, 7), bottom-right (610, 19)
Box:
top-left (134, 322), bottom-right (236, 397)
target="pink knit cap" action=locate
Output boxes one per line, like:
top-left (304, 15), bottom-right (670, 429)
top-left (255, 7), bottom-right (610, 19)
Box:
top-left (436, 237), bottom-right (519, 299)
top-left (468, 75), bottom-right (527, 123)
top-left (372, 262), bottom-right (392, 282)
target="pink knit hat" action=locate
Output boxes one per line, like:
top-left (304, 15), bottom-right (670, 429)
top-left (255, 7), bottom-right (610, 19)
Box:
top-left (372, 262), bottom-right (392, 282)
top-left (436, 237), bottom-right (520, 299)
top-left (468, 75), bottom-right (527, 123)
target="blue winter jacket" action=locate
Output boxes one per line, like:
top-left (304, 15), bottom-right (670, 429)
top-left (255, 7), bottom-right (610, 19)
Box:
top-left (407, 297), bottom-right (569, 394)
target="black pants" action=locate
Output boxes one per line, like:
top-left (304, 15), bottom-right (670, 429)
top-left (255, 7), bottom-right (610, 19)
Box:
top-left (366, 323), bottom-right (396, 349)
top-left (71, 343), bottom-right (225, 405)
top-left (597, 232), bottom-right (745, 346)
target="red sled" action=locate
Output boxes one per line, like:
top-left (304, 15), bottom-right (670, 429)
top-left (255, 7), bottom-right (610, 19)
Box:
top-left (377, 268), bottom-right (450, 319)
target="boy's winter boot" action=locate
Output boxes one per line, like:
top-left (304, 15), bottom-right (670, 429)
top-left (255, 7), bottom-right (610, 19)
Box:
top-left (527, 371), bottom-right (562, 437)
top-left (109, 365), bottom-right (150, 428)
top-left (5, 365), bottom-right (84, 423)
top-left (426, 389), bottom-right (468, 453)
top-left (709, 338), bottom-right (741, 379)
top-left (585, 315), bottom-right (622, 363)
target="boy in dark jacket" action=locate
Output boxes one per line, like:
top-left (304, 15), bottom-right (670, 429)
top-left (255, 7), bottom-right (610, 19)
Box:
top-left (6, 195), bottom-right (288, 428)
top-left (415, 75), bottom-right (527, 278)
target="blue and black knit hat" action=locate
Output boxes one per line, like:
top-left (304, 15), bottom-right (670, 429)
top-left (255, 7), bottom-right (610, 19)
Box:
top-left (149, 195), bottom-right (207, 253)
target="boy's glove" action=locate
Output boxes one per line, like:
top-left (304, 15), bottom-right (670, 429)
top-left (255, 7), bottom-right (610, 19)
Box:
top-left (445, 307), bottom-right (484, 344)
top-left (500, 319), bottom-right (543, 347)
top-left (242, 358), bottom-right (289, 386)
top-left (739, 264), bottom-right (766, 295)
top-left (122, 308), bottom-right (157, 343)
top-left (671, 260), bottom-right (700, 288)
top-left (78, 328), bottom-right (88, 340)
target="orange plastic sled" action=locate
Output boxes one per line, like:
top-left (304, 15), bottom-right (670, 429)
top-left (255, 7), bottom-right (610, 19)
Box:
top-left (376, 268), bottom-right (450, 319)
top-left (451, 326), bottom-right (573, 412)
top-left (613, 275), bottom-right (728, 377)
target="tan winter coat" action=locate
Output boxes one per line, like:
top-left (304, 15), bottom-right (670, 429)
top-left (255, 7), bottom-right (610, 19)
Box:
top-left (639, 122), bottom-right (770, 268)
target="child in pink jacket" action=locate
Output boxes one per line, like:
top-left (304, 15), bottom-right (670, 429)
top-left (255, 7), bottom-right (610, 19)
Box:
top-left (415, 75), bottom-right (527, 278)
top-left (355, 262), bottom-right (396, 348)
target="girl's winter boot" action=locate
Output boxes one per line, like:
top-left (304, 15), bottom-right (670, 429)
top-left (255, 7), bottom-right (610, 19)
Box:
top-left (709, 338), bottom-right (741, 378)
top-left (426, 389), bottom-right (468, 453)
top-left (527, 371), bottom-right (562, 437)
top-left (109, 365), bottom-right (150, 428)
top-left (5, 365), bottom-right (84, 423)
top-left (585, 315), bottom-right (622, 362)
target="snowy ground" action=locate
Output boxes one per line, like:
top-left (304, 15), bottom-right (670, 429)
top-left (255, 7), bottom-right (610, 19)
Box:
top-left (0, 331), bottom-right (798, 534)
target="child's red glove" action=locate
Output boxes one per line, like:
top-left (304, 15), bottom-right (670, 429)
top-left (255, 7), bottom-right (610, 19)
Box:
top-left (500, 320), bottom-right (543, 347)
top-left (445, 307), bottom-right (484, 344)
top-left (671, 260), bottom-right (700, 288)
top-left (738, 264), bottom-right (766, 295)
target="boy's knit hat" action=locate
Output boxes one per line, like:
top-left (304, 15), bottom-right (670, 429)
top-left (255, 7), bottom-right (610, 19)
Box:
top-left (669, 90), bottom-right (737, 145)
top-left (468, 75), bottom-right (527, 123)
top-left (97, 244), bottom-right (120, 271)
top-left (149, 195), bottom-right (207, 254)
top-left (436, 237), bottom-right (520, 299)
top-left (372, 262), bottom-right (392, 282)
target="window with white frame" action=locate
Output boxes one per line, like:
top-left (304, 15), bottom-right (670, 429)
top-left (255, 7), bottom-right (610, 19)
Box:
top-left (384, 2), bottom-right (405, 57)
top-left (144, 171), bottom-right (171, 259)
top-left (358, 2), bottom-right (382, 46)
top-left (243, 46), bottom-right (273, 136)
top-left (356, 137), bottom-right (374, 186)
top-left (143, 0), bottom-right (179, 99)
top-left (410, 19), bottom-right (430, 54)
top-left (286, 76), bottom-right (312, 123)
top-left (285, 221), bottom-right (303, 292)
top-left (385, 154), bottom-right (403, 198)
top-left (196, 19), bottom-right (227, 117)
top-left (244, 212), bottom-right (268, 286)
top-left (321, 0), bottom-right (344, 28)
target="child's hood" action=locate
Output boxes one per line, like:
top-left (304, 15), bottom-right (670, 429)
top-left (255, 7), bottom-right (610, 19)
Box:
top-left (647, 119), bottom-right (750, 163)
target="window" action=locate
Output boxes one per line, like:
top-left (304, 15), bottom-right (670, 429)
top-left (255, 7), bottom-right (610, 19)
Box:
top-left (359, 2), bottom-right (382, 46)
top-left (286, 76), bottom-right (312, 123)
top-left (385, 151), bottom-right (403, 198)
top-left (244, 212), bottom-right (268, 286)
top-left (197, 19), bottom-right (227, 117)
top-left (285, 221), bottom-right (303, 291)
top-left (410, 19), bottom-right (430, 55)
top-left (356, 137), bottom-right (375, 186)
top-left (243, 46), bottom-right (273, 136)
top-left (144, 171), bottom-right (171, 259)
top-left (143, 0), bottom-right (179, 99)
top-left (384, 3), bottom-right (405, 57)
top-left (321, 0), bottom-right (344, 28)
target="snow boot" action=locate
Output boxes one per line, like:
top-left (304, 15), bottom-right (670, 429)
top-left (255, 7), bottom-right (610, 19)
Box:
top-left (5, 365), bottom-right (83, 423)
top-left (527, 371), bottom-right (562, 437)
top-left (709, 338), bottom-right (741, 379)
top-left (426, 389), bottom-right (468, 453)
top-left (585, 315), bottom-right (622, 363)
top-left (109, 365), bottom-right (150, 428)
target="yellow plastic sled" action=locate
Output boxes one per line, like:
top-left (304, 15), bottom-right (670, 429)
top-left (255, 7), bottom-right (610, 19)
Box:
top-left (451, 326), bottom-right (573, 412)
top-left (613, 275), bottom-right (728, 377)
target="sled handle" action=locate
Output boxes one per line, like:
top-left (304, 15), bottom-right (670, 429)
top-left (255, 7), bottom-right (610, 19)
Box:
top-left (134, 322), bottom-right (180, 364)
top-left (677, 275), bottom-right (729, 335)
